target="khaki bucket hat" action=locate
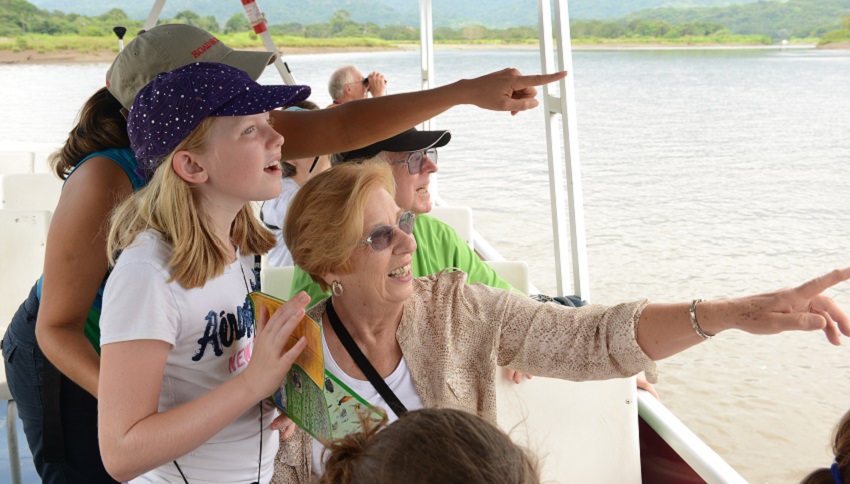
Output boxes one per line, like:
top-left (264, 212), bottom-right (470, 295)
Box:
top-left (106, 24), bottom-right (277, 110)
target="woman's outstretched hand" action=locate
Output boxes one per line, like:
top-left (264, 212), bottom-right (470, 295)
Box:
top-left (462, 68), bottom-right (568, 115)
top-left (703, 267), bottom-right (850, 345)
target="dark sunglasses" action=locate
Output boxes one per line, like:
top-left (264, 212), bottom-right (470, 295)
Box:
top-left (361, 211), bottom-right (416, 252)
top-left (389, 148), bottom-right (438, 175)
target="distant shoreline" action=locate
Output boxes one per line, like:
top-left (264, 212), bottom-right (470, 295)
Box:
top-left (0, 41), bottom-right (845, 64)
top-left (0, 45), bottom-right (401, 64)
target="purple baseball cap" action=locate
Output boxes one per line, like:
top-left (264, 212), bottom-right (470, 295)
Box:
top-left (128, 62), bottom-right (311, 180)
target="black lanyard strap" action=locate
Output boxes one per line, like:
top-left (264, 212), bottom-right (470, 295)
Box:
top-left (325, 298), bottom-right (408, 416)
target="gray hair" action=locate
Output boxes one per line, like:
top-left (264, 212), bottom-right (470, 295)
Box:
top-left (328, 65), bottom-right (360, 102)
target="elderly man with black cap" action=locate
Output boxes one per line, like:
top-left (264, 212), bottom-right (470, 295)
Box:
top-left (287, 128), bottom-right (514, 308)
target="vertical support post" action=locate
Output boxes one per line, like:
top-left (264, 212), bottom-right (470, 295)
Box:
top-left (143, 0), bottom-right (167, 31)
top-left (419, 0), bottom-right (440, 200)
top-left (7, 401), bottom-right (21, 484)
top-left (418, 0), bottom-right (435, 130)
top-left (536, 0), bottom-right (591, 301)
top-left (242, 0), bottom-right (298, 85)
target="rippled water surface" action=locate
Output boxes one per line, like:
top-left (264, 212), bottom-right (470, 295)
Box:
top-left (2, 47), bottom-right (849, 482)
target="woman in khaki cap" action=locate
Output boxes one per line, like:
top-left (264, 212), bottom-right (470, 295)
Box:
top-left (1, 23), bottom-right (563, 483)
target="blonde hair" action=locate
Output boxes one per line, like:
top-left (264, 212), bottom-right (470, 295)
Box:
top-left (284, 160), bottom-right (395, 291)
top-left (108, 117), bottom-right (276, 289)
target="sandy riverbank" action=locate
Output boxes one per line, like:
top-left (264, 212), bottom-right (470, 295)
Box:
top-left (0, 41), bottom-right (845, 64)
top-left (0, 45), bottom-right (403, 64)
top-left (819, 41), bottom-right (850, 49)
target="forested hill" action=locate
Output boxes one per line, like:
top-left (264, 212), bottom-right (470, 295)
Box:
top-left (5, 0), bottom-right (848, 42)
top-left (626, 0), bottom-right (850, 38)
top-left (25, 0), bottom-right (764, 27)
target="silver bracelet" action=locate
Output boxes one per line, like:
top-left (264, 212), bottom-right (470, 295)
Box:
top-left (689, 299), bottom-right (713, 340)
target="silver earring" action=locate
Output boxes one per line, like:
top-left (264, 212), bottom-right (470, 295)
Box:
top-left (331, 280), bottom-right (344, 297)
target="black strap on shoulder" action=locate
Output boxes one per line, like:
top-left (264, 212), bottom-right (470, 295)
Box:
top-left (42, 358), bottom-right (65, 462)
top-left (325, 298), bottom-right (407, 416)
top-left (253, 254), bottom-right (262, 292)
top-left (259, 201), bottom-right (280, 231)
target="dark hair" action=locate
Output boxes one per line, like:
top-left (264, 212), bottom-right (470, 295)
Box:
top-left (49, 87), bottom-right (129, 180)
top-left (281, 162), bottom-right (298, 178)
top-left (293, 99), bottom-right (319, 111)
top-left (329, 151), bottom-right (349, 167)
top-left (319, 408), bottom-right (540, 484)
top-left (802, 409), bottom-right (850, 484)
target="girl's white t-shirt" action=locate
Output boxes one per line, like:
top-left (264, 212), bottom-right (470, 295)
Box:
top-left (310, 328), bottom-right (425, 474)
top-left (101, 231), bottom-right (277, 483)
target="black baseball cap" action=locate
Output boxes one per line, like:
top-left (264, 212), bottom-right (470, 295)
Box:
top-left (338, 128), bottom-right (451, 163)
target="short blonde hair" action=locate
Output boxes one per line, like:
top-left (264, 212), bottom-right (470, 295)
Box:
top-left (108, 117), bottom-right (276, 289)
top-left (284, 160), bottom-right (395, 291)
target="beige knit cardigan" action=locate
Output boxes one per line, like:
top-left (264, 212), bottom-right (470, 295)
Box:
top-left (272, 270), bottom-right (655, 483)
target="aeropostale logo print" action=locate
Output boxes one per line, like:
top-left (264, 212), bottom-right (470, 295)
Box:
top-left (192, 278), bottom-right (259, 374)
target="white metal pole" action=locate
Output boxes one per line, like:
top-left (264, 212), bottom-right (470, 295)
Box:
top-left (419, 0), bottom-right (440, 201)
top-left (418, 0), bottom-right (435, 130)
top-left (241, 0), bottom-right (297, 85)
top-left (552, 0), bottom-right (590, 301)
top-left (143, 0), bottom-right (167, 31)
top-left (536, 0), bottom-right (590, 300)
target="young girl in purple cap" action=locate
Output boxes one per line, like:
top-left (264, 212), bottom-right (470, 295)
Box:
top-left (2, 22), bottom-right (566, 483)
top-left (96, 62), bottom-right (312, 483)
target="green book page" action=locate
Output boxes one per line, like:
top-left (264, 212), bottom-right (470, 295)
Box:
top-left (270, 368), bottom-right (385, 442)
top-left (248, 291), bottom-right (385, 441)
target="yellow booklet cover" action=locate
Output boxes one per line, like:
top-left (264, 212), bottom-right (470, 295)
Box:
top-left (248, 291), bottom-right (324, 387)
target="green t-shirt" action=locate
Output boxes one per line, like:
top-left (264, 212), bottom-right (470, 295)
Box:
top-left (289, 214), bottom-right (513, 308)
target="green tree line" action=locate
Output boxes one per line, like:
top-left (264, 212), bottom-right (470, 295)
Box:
top-left (1, 0), bottom-right (848, 44)
top-left (625, 0), bottom-right (850, 40)
top-left (818, 14), bottom-right (850, 45)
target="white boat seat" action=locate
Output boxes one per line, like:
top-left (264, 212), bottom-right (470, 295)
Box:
top-left (484, 260), bottom-right (530, 295)
top-left (0, 151), bottom-right (35, 175)
top-left (0, 209), bottom-right (50, 484)
top-left (261, 266), bottom-right (296, 301)
top-left (0, 173), bottom-right (63, 212)
top-left (428, 206), bottom-right (473, 249)
top-left (496, 374), bottom-right (639, 482)
top-left (0, 209), bottom-right (51, 328)
top-left (490, 261), bottom-right (638, 482)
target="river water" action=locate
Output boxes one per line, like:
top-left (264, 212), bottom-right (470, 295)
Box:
top-left (1, 46), bottom-right (849, 483)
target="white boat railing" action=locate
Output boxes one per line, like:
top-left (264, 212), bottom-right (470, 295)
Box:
top-left (638, 390), bottom-right (747, 483)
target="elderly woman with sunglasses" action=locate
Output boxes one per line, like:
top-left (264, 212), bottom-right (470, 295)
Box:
top-left (272, 160), bottom-right (850, 483)
top-left (286, 127), bottom-right (598, 387)
top-left (286, 127), bottom-right (517, 307)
